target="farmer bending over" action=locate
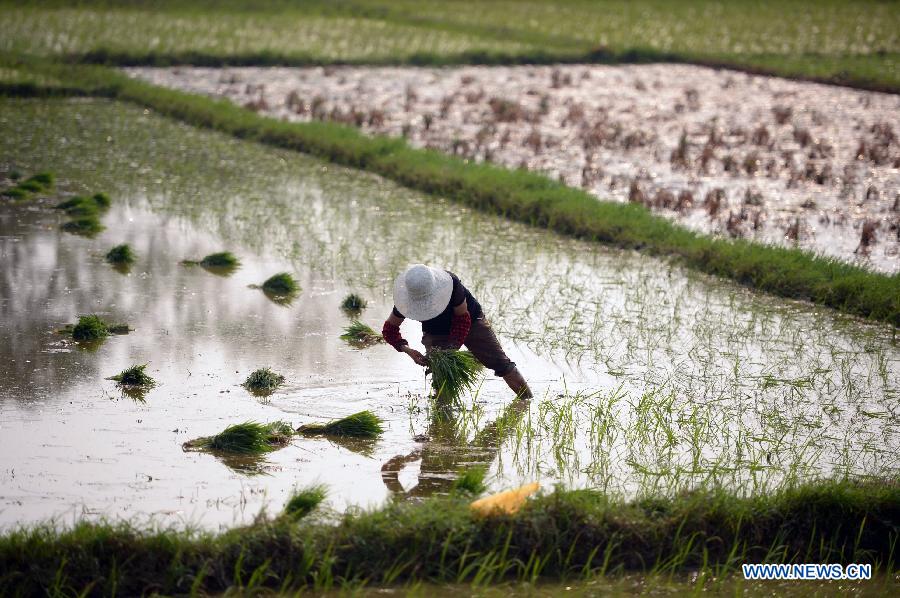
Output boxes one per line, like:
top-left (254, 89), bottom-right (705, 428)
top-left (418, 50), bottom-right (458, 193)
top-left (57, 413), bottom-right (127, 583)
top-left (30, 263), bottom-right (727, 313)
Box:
top-left (382, 264), bottom-right (532, 398)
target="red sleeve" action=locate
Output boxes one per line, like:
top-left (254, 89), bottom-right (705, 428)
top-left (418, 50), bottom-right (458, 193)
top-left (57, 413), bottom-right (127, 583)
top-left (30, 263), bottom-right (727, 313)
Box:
top-left (382, 321), bottom-right (408, 351)
top-left (448, 311), bottom-right (471, 349)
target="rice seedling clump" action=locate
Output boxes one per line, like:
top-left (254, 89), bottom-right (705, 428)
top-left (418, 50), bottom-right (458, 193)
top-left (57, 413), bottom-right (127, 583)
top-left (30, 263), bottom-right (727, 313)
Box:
top-left (2, 171), bottom-right (53, 199)
top-left (452, 466), bottom-right (488, 495)
top-left (62, 315), bottom-right (130, 340)
top-left (184, 421), bottom-right (293, 455)
top-left (340, 320), bottom-right (384, 346)
top-left (261, 272), bottom-right (300, 295)
top-left (71, 314), bottom-right (109, 341)
top-left (55, 193), bottom-right (110, 213)
top-left (340, 293), bottom-right (367, 313)
top-left (428, 349), bottom-right (484, 401)
top-left (61, 216), bottom-right (104, 236)
top-left (106, 364), bottom-right (155, 387)
top-left (243, 367), bottom-right (285, 393)
top-left (297, 410), bottom-right (384, 438)
top-left (105, 243), bottom-right (135, 264)
top-left (200, 251), bottom-right (239, 267)
top-left (284, 484), bottom-right (327, 520)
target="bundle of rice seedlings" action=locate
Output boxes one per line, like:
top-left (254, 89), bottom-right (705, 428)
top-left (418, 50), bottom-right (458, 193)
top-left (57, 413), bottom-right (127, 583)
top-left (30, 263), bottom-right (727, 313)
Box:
top-left (243, 367), bottom-right (285, 393)
top-left (55, 193), bottom-right (109, 213)
top-left (452, 466), bottom-right (488, 495)
top-left (297, 410), bottom-right (384, 438)
top-left (201, 252), bottom-right (239, 267)
top-left (106, 364), bottom-right (155, 388)
top-left (62, 315), bottom-right (130, 340)
top-left (2, 187), bottom-right (28, 199)
top-left (71, 314), bottom-right (109, 341)
top-left (182, 251), bottom-right (240, 268)
top-left (91, 192), bottom-right (111, 208)
top-left (26, 172), bottom-right (54, 187)
top-left (427, 350), bottom-right (484, 401)
top-left (261, 272), bottom-right (300, 295)
top-left (284, 484), bottom-right (327, 520)
top-left (105, 244), bottom-right (135, 265)
top-left (340, 293), bottom-right (367, 314)
top-left (183, 421), bottom-right (293, 455)
top-left (61, 216), bottom-right (104, 237)
top-left (2, 172), bottom-right (54, 199)
top-left (340, 320), bottom-right (384, 346)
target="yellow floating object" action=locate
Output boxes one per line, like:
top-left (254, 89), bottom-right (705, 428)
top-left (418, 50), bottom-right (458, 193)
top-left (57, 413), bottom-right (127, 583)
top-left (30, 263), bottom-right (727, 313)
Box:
top-left (470, 482), bottom-right (540, 516)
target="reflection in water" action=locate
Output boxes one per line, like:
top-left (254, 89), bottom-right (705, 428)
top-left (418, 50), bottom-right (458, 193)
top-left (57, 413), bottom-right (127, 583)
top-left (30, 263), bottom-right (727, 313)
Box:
top-left (382, 396), bottom-right (530, 498)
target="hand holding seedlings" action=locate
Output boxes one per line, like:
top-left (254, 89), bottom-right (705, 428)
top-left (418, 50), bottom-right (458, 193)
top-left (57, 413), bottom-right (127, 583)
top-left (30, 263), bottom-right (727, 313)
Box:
top-left (383, 265), bottom-right (532, 399)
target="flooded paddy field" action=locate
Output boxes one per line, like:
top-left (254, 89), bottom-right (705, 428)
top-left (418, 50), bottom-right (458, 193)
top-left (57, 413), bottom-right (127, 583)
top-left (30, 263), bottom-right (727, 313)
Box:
top-left (129, 64), bottom-right (900, 273)
top-left (1, 97), bottom-right (898, 531)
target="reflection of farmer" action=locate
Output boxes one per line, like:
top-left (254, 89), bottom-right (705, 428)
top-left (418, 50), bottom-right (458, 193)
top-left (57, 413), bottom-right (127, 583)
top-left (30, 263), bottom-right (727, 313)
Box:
top-left (382, 395), bottom-right (530, 498)
top-left (382, 264), bottom-right (532, 398)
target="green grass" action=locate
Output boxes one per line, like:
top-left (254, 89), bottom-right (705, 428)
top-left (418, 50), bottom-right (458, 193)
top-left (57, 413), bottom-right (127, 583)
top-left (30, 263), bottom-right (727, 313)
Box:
top-left (184, 421), bottom-right (293, 455)
top-left (260, 272), bottom-right (300, 295)
top-left (105, 243), bottom-right (135, 264)
top-left (2, 60), bottom-right (898, 326)
top-left (0, 1), bottom-right (897, 91)
top-left (106, 363), bottom-right (155, 387)
top-left (428, 350), bottom-right (484, 402)
top-left (298, 410), bottom-right (385, 438)
top-left (284, 484), bottom-right (327, 520)
top-left (242, 367), bottom-right (285, 394)
top-left (0, 478), bottom-right (894, 594)
top-left (340, 320), bottom-right (383, 346)
top-left (340, 292), bottom-right (367, 313)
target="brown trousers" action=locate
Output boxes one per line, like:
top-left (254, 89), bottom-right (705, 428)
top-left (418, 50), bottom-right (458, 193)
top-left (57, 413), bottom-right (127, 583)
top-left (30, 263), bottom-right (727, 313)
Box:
top-left (422, 317), bottom-right (516, 377)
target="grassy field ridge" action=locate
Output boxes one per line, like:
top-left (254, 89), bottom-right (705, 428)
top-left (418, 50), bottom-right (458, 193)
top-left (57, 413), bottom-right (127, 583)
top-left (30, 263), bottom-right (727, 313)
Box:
top-left (0, 479), bottom-right (896, 593)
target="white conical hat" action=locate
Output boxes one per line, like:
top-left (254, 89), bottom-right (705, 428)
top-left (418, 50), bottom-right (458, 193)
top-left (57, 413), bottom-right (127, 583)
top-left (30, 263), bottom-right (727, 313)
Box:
top-left (393, 264), bottom-right (453, 321)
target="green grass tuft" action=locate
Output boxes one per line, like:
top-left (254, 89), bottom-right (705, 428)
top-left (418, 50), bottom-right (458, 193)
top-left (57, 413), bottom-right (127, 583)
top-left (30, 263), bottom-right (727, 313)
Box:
top-left (427, 350), bottom-right (484, 402)
top-left (71, 314), bottom-right (109, 341)
top-left (340, 293), bottom-right (367, 313)
top-left (106, 363), bottom-right (155, 387)
top-left (284, 484), bottom-right (327, 520)
top-left (105, 243), bottom-right (135, 264)
top-left (184, 421), bottom-right (293, 455)
top-left (242, 367), bottom-right (285, 394)
top-left (297, 410), bottom-right (384, 438)
top-left (451, 466), bottom-right (488, 495)
top-left (61, 215), bottom-right (104, 236)
top-left (261, 272), bottom-right (300, 295)
top-left (340, 320), bottom-right (383, 346)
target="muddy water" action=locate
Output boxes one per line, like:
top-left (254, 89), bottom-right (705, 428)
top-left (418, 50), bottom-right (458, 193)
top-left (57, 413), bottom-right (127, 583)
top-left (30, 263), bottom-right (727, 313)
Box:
top-left (0, 98), bottom-right (897, 531)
